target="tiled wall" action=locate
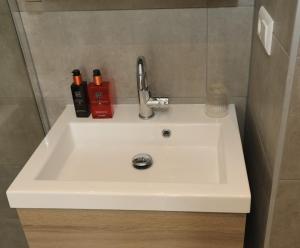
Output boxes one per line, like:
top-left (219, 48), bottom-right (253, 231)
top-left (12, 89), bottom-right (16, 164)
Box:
top-left (268, 42), bottom-right (300, 247)
top-left (19, 4), bottom-right (254, 134)
top-left (0, 0), bottom-right (44, 247)
top-left (244, 0), bottom-right (299, 247)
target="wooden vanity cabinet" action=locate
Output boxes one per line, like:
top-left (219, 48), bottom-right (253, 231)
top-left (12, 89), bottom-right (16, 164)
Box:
top-left (18, 209), bottom-right (246, 248)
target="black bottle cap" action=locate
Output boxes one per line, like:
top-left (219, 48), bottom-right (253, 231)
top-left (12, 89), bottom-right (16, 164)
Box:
top-left (72, 69), bottom-right (81, 76)
top-left (93, 69), bottom-right (102, 76)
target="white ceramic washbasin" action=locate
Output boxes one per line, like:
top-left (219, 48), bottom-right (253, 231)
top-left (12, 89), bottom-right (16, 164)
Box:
top-left (7, 104), bottom-right (251, 213)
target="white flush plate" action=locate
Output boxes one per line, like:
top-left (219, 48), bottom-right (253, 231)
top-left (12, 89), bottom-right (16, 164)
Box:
top-left (258, 6), bottom-right (274, 56)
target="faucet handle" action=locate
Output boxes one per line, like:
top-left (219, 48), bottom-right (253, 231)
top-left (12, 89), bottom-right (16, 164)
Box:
top-left (147, 97), bottom-right (169, 108)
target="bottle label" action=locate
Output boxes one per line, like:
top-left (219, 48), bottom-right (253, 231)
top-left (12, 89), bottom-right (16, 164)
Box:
top-left (74, 91), bottom-right (82, 98)
top-left (74, 98), bottom-right (84, 106)
top-left (95, 92), bottom-right (103, 101)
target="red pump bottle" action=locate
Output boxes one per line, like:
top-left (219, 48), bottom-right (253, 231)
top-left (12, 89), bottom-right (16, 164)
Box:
top-left (88, 69), bottom-right (114, 118)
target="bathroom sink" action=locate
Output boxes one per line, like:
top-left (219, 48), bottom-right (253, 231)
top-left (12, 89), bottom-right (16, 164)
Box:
top-left (7, 104), bottom-right (250, 213)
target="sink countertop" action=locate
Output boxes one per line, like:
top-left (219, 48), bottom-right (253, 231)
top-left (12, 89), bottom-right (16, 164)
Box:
top-left (7, 104), bottom-right (251, 213)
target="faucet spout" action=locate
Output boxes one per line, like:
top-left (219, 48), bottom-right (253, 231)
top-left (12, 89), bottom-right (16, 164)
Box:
top-left (136, 56), bottom-right (168, 119)
top-left (137, 56), bottom-right (148, 91)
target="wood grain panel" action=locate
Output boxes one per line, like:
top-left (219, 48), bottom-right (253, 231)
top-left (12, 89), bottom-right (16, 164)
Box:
top-left (18, 209), bottom-right (246, 248)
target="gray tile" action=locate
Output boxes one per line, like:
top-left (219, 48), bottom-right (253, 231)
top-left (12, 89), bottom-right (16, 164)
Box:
top-left (269, 180), bottom-right (300, 248)
top-left (0, 13), bottom-right (33, 98)
top-left (17, 0), bottom-right (254, 12)
top-left (0, 217), bottom-right (28, 248)
top-left (130, 9), bottom-right (207, 45)
top-left (17, 0), bottom-right (208, 12)
top-left (208, 7), bottom-right (253, 97)
top-left (238, 0), bottom-right (255, 5)
top-left (258, 37), bottom-right (289, 171)
top-left (21, 10), bottom-right (207, 101)
top-left (0, 164), bottom-right (23, 185)
top-left (255, 0), bottom-right (298, 54)
top-left (232, 97), bottom-right (247, 138)
top-left (254, 0), bottom-right (277, 20)
top-left (244, 109), bottom-right (273, 195)
top-left (0, 97), bottom-right (44, 165)
top-left (143, 44), bottom-right (206, 98)
top-left (281, 58), bottom-right (300, 179)
top-left (0, 165), bottom-right (22, 216)
top-left (0, 164), bottom-right (27, 247)
top-left (0, 187), bottom-right (18, 216)
top-left (298, 40), bottom-right (300, 57)
top-left (0, 164), bottom-right (22, 223)
top-left (208, 0), bottom-right (254, 7)
top-left (248, 35), bottom-right (289, 173)
top-left (0, 0), bottom-right (9, 13)
top-left (44, 97), bottom-right (71, 126)
top-left (243, 109), bottom-right (272, 248)
top-left (272, 0), bottom-right (298, 54)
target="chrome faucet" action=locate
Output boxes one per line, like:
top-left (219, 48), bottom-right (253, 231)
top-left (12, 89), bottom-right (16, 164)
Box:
top-left (136, 56), bottom-right (168, 119)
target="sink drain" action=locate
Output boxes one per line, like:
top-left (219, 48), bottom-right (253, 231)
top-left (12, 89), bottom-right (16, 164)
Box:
top-left (162, 129), bottom-right (171, 138)
top-left (132, 153), bottom-right (153, 170)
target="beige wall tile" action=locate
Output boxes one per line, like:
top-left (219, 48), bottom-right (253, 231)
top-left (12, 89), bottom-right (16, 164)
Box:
top-left (208, 7), bottom-right (253, 97)
top-left (281, 58), bottom-right (300, 179)
top-left (248, 34), bottom-right (289, 174)
top-left (269, 180), bottom-right (300, 248)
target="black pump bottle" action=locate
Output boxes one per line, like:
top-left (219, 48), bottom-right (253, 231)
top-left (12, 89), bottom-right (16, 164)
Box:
top-left (71, 69), bottom-right (90, 117)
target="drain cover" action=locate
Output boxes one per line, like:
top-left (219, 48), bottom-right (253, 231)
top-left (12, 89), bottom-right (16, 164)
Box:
top-left (132, 153), bottom-right (153, 170)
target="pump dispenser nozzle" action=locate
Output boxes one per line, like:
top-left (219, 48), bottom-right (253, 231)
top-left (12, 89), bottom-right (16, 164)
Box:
top-left (93, 69), bottom-right (103, 86)
top-left (72, 69), bottom-right (82, 85)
